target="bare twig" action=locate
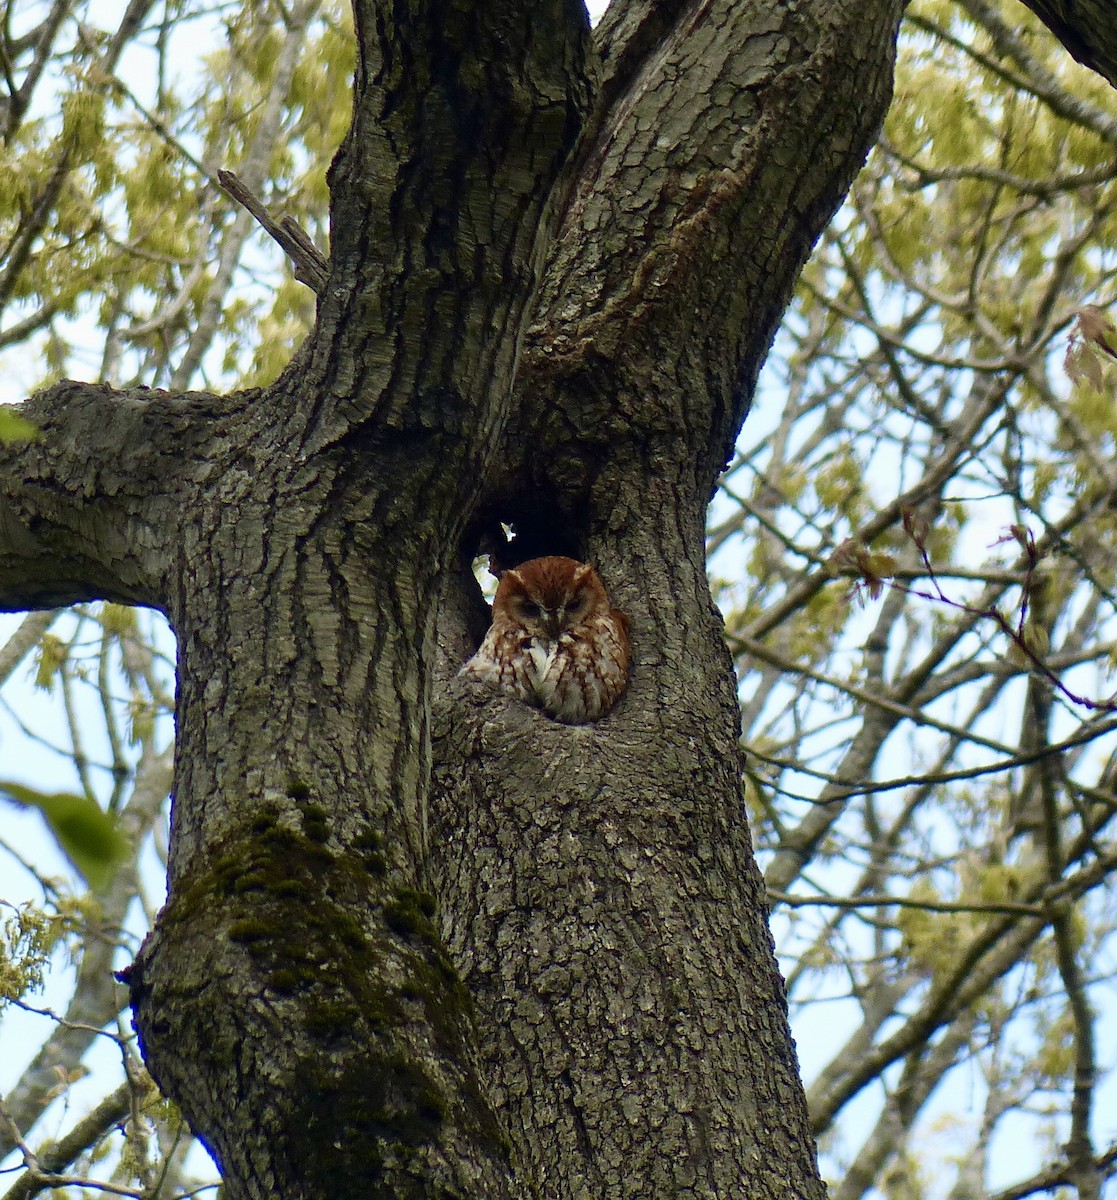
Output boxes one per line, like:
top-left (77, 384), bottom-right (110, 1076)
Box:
top-left (216, 168), bottom-right (328, 294)
top-left (0, 612), bottom-right (58, 688)
top-left (0, 1083), bottom-right (135, 1200)
top-left (770, 889), bottom-right (1043, 916)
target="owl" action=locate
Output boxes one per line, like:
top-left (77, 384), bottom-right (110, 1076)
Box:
top-left (463, 556), bottom-right (630, 723)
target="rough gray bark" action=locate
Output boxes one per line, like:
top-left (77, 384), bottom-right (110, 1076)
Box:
top-left (1016, 0), bottom-right (1117, 89)
top-left (426, 6), bottom-right (907, 1192)
top-left (122, 0), bottom-right (594, 1191)
top-left (0, 0), bottom-right (908, 1196)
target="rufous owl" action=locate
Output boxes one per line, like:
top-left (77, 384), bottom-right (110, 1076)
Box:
top-left (463, 556), bottom-right (630, 723)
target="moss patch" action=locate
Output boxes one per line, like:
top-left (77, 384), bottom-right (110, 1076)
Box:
top-left (285, 775), bottom-right (312, 800)
top-left (383, 888), bottom-right (438, 942)
top-left (158, 811), bottom-right (506, 1180)
top-left (354, 828), bottom-right (388, 876)
top-left (288, 1051), bottom-right (449, 1190)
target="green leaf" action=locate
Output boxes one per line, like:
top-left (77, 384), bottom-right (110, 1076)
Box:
top-left (0, 407), bottom-right (38, 442)
top-left (34, 633), bottom-right (67, 691)
top-left (1, 781), bottom-right (128, 890)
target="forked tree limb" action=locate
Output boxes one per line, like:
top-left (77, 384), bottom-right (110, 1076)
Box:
top-left (216, 169), bottom-right (329, 293)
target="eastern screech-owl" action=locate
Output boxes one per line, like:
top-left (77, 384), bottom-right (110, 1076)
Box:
top-left (463, 556), bottom-right (630, 723)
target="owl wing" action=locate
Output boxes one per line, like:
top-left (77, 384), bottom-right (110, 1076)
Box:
top-left (461, 624), bottom-right (537, 703)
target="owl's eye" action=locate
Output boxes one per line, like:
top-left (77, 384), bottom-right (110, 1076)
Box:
top-left (567, 596), bottom-right (585, 613)
top-left (519, 600), bottom-right (541, 619)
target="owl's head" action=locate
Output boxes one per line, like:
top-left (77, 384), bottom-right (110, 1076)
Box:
top-left (494, 556), bottom-right (610, 641)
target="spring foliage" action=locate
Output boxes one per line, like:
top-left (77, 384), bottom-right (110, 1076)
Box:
top-left (3, 0), bottom-right (1117, 1196)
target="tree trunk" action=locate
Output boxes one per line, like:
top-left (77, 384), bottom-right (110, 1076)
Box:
top-left (0, 0), bottom-right (907, 1195)
top-left (426, 4), bottom-right (904, 1181)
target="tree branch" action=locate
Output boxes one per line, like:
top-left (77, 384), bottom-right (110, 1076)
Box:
top-left (1, 1081), bottom-right (137, 1200)
top-left (216, 169), bottom-right (328, 294)
top-left (1016, 0), bottom-right (1117, 90)
top-left (0, 382), bottom-right (214, 614)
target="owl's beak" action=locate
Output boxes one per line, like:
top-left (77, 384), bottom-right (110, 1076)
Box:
top-left (542, 612), bottom-right (561, 641)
